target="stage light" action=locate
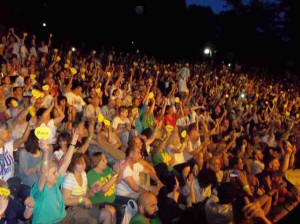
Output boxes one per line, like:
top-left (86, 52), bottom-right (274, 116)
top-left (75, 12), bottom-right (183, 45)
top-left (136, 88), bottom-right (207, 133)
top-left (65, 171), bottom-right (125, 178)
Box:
top-left (204, 48), bottom-right (210, 55)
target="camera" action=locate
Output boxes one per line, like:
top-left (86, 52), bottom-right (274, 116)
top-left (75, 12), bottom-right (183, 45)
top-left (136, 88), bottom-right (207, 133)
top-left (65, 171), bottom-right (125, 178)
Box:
top-left (229, 171), bottom-right (238, 178)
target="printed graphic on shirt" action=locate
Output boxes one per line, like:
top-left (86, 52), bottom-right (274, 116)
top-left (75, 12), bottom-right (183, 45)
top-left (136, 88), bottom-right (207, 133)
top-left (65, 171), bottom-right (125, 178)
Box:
top-left (117, 123), bottom-right (126, 132)
top-left (161, 152), bottom-right (172, 163)
top-left (99, 174), bottom-right (115, 197)
top-left (0, 150), bottom-right (14, 179)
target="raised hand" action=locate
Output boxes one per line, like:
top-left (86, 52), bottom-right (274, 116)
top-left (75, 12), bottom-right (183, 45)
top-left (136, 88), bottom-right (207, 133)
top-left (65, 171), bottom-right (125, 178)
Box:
top-left (24, 197), bottom-right (35, 209)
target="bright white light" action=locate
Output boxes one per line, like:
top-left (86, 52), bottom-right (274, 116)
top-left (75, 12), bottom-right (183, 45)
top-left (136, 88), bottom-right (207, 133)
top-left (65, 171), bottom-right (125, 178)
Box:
top-left (42, 23), bottom-right (47, 27)
top-left (204, 48), bottom-right (210, 55)
top-left (71, 47), bottom-right (76, 52)
top-left (131, 41), bottom-right (135, 45)
top-left (228, 63), bottom-right (231, 67)
top-left (241, 93), bottom-right (245, 98)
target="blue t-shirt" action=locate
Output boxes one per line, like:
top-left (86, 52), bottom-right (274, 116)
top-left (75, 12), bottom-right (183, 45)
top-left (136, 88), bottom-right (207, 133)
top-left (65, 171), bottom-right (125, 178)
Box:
top-left (135, 104), bottom-right (147, 134)
top-left (30, 174), bottom-right (66, 224)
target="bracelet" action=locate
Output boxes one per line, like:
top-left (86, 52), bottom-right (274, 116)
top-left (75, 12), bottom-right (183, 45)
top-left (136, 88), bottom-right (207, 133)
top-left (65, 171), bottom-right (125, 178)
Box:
top-left (70, 143), bottom-right (76, 147)
top-left (79, 197), bottom-right (84, 204)
top-left (243, 185), bottom-right (250, 192)
top-left (25, 205), bottom-right (33, 210)
top-left (41, 160), bottom-right (48, 166)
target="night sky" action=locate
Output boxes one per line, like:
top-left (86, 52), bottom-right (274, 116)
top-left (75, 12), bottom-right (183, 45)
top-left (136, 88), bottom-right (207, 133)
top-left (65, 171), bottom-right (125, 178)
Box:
top-left (186, 0), bottom-right (278, 13)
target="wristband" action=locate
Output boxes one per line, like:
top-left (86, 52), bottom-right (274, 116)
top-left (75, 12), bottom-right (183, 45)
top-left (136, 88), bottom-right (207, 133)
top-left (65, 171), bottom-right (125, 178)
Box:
top-left (25, 205), bottom-right (33, 210)
top-left (70, 143), bottom-right (76, 147)
top-left (79, 197), bottom-right (84, 204)
top-left (243, 185), bottom-right (250, 192)
top-left (41, 160), bottom-right (48, 166)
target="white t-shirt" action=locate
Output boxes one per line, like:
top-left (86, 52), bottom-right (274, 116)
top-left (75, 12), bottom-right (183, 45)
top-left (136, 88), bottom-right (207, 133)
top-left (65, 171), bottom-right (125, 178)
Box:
top-left (38, 45), bottom-right (48, 54)
top-left (65, 92), bottom-right (86, 113)
top-left (117, 162), bottom-right (144, 197)
top-left (84, 104), bottom-right (102, 120)
top-left (41, 94), bottom-right (53, 108)
top-left (112, 116), bottom-right (130, 131)
top-left (0, 141), bottom-right (16, 181)
top-left (183, 138), bottom-right (201, 161)
top-left (176, 116), bottom-right (190, 127)
top-left (167, 144), bottom-right (185, 165)
top-left (39, 119), bottom-right (57, 144)
top-left (62, 172), bottom-right (88, 197)
top-left (252, 160), bottom-right (265, 176)
top-left (205, 194), bottom-right (233, 224)
top-left (12, 42), bottom-right (20, 58)
top-left (15, 76), bottom-right (25, 87)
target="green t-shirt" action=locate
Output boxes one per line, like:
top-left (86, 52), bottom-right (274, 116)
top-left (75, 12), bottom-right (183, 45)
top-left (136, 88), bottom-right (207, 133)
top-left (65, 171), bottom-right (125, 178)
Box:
top-left (152, 149), bottom-right (173, 171)
top-left (129, 214), bottom-right (162, 224)
top-left (30, 174), bottom-right (66, 224)
top-left (141, 114), bottom-right (155, 130)
top-left (87, 167), bottom-right (116, 204)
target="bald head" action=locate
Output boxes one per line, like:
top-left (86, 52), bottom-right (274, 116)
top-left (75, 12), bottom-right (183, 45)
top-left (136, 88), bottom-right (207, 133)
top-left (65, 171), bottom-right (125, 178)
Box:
top-left (137, 191), bottom-right (158, 219)
top-left (137, 191), bottom-right (156, 207)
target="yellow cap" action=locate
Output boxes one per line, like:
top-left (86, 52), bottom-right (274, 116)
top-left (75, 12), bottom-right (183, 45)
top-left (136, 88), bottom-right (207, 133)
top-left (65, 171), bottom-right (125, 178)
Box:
top-left (98, 114), bottom-right (104, 123)
top-left (32, 89), bottom-right (41, 99)
top-left (148, 92), bottom-right (154, 99)
top-left (174, 97), bottom-right (180, 103)
top-left (64, 64), bottom-right (69, 69)
top-left (103, 119), bottom-right (111, 126)
top-left (0, 187), bottom-right (11, 197)
top-left (56, 56), bottom-right (61, 62)
top-left (34, 126), bottom-right (52, 140)
top-left (132, 108), bottom-right (139, 114)
top-left (70, 68), bottom-right (77, 75)
top-left (96, 88), bottom-right (101, 93)
top-left (107, 72), bottom-right (111, 77)
top-left (27, 106), bottom-right (36, 116)
top-left (53, 48), bottom-right (58, 53)
top-left (133, 62), bottom-right (138, 67)
top-left (165, 125), bottom-right (174, 133)
top-left (30, 74), bottom-right (36, 80)
top-left (181, 130), bottom-right (187, 138)
top-left (42, 84), bottom-right (50, 91)
top-left (11, 100), bottom-right (18, 107)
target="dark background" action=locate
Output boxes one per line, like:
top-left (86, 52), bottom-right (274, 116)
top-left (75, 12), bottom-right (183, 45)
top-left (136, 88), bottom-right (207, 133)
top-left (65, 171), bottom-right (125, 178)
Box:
top-left (0, 0), bottom-right (298, 74)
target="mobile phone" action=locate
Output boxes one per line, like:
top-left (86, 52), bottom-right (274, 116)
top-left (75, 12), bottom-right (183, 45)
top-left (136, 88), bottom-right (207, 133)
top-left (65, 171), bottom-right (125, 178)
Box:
top-left (230, 171), bottom-right (238, 178)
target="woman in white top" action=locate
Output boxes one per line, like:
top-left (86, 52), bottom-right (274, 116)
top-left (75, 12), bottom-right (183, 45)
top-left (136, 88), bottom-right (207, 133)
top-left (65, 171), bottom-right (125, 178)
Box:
top-left (62, 153), bottom-right (112, 224)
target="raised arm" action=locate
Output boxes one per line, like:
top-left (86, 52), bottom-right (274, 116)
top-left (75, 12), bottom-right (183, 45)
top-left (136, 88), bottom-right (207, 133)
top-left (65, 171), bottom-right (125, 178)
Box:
top-left (58, 131), bottom-right (79, 176)
top-left (13, 117), bottom-right (36, 150)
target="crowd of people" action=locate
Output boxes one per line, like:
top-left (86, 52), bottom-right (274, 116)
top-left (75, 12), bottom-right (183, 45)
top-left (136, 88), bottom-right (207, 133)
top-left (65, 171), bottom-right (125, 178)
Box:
top-left (0, 27), bottom-right (300, 224)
